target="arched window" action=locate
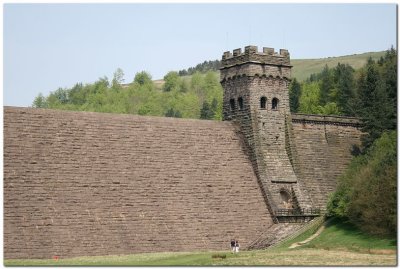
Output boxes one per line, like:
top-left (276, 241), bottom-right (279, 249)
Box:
top-left (260, 96), bottom-right (267, 109)
top-left (229, 99), bottom-right (235, 111)
top-left (238, 97), bottom-right (243, 110)
top-left (272, 98), bottom-right (279, 110)
top-left (280, 190), bottom-right (293, 209)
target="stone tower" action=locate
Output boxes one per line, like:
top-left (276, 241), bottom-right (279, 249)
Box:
top-left (221, 45), bottom-right (291, 120)
top-left (220, 45), bottom-right (313, 222)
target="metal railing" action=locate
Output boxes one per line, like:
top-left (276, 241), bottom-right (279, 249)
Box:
top-left (274, 208), bottom-right (324, 217)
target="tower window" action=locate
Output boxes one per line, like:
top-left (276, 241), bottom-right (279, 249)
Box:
top-left (229, 99), bottom-right (235, 111)
top-left (260, 97), bottom-right (267, 109)
top-left (272, 98), bottom-right (279, 110)
top-left (238, 97), bottom-right (243, 110)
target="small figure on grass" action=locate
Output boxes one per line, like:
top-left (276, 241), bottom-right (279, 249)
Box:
top-left (235, 240), bottom-right (240, 253)
top-left (230, 239), bottom-right (236, 253)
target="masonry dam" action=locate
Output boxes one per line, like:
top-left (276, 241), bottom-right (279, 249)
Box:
top-left (4, 46), bottom-right (363, 259)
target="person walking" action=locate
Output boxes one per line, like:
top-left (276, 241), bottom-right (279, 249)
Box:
top-left (230, 239), bottom-right (236, 253)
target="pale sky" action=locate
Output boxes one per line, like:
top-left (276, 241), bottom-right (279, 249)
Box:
top-left (3, 3), bottom-right (397, 107)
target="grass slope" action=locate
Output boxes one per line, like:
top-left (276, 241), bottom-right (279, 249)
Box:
top-left (150, 51), bottom-right (386, 85)
top-left (5, 218), bottom-right (396, 266)
top-left (291, 51), bottom-right (386, 81)
top-left (274, 218), bottom-right (396, 252)
top-left (298, 218), bottom-right (397, 252)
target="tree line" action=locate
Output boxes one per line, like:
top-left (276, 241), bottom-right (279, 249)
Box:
top-left (325, 48), bottom-right (397, 237)
top-left (289, 62), bottom-right (357, 116)
top-left (33, 69), bottom-right (223, 121)
top-left (178, 60), bottom-right (220, 76)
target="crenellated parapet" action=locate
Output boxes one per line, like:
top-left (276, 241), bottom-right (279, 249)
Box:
top-left (221, 45), bottom-right (291, 68)
top-left (220, 46), bottom-right (292, 81)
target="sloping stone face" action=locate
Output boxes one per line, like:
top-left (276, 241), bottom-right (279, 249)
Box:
top-left (4, 107), bottom-right (273, 259)
top-left (290, 114), bottom-right (363, 208)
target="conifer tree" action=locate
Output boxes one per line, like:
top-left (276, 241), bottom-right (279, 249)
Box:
top-left (200, 101), bottom-right (215, 119)
top-left (319, 65), bottom-right (333, 106)
top-left (334, 63), bottom-right (355, 116)
top-left (355, 56), bottom-right (397, 149)
top-left (289, 78), bottom-right (301, 113)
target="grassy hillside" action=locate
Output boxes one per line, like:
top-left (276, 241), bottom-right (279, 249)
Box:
top-left (5, 218), bottom-right (396, 266)
top-left (275, 218), bottom-right (396, 252)
top-left (291, 51), bottom-right (386, 81)
top-left (151, 51), bottom-right (386, 84)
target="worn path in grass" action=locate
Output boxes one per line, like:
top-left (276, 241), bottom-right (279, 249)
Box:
top-left (289, 223), bottom-right (326, 249)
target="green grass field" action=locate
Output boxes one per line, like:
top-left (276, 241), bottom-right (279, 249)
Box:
top-left (5, 218), bottom-right (396, 266)
top-left (275, 218), bottom-right (396, 251)
top-left (5, 249), bottom-right (396, 266)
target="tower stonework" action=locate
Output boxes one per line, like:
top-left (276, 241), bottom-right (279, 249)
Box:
top-left (221, 45), bottom-right (291, 121)
top-left (220, 45), bottom-right (313, 220)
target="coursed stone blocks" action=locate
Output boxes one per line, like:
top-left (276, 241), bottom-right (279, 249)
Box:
top-left (4, 107), bottom-right (273, 259)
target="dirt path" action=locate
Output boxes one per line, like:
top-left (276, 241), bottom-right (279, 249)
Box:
top-left (288, 220), bottom-right (329, 249)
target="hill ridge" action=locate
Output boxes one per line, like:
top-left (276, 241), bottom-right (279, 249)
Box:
top-left (172, 50), bottom-right (386, 83)
top-left (290, 51), bottom-right (385, 81)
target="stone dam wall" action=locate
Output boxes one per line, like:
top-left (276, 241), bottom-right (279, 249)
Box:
top-left (289, 113), bottom-right (363, 209)
top-left (4, 107), bottom-right (273, 259)
top-left (3, 106), bottom-right (362, 259)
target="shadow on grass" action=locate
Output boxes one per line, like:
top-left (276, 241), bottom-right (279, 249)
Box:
top-left (305, 217), bottom-right (397, 251)
top-left (329, 218), bottom-right (396, 241)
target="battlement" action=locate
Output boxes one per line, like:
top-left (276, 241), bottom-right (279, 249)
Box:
top-left (221, 45), bottom-right (291, 68)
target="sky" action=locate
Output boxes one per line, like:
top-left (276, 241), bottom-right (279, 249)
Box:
top-left (3, 3), bottom-right (397, 107)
